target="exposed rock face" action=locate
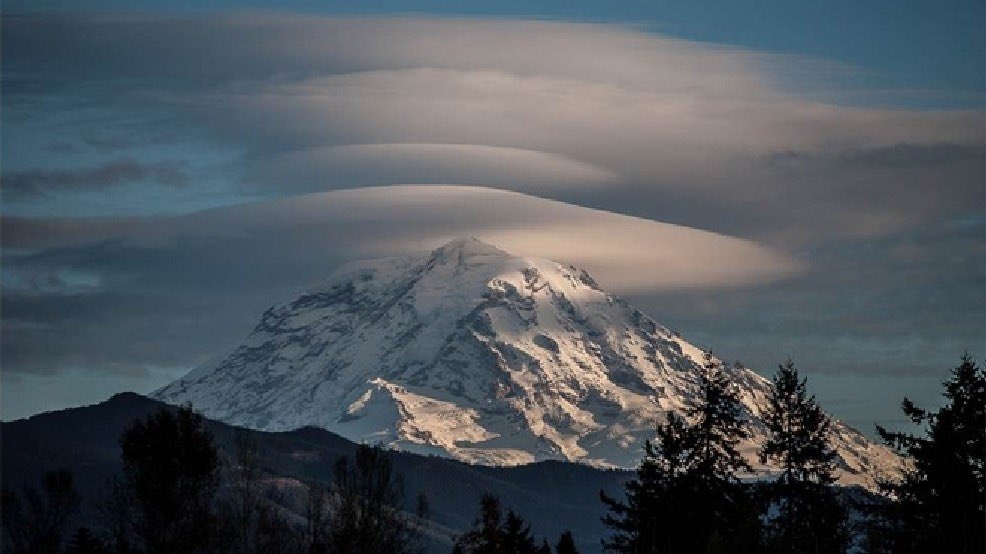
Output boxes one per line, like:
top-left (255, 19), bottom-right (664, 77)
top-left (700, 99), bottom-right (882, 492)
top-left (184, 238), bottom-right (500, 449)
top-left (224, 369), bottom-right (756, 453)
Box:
top-left (156, 238), bottom-right (902, 489)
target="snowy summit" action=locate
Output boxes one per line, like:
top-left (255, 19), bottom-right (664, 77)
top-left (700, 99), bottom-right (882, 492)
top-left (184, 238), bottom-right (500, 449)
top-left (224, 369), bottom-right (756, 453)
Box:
top-left (155, 238), bottom-right (902, 489)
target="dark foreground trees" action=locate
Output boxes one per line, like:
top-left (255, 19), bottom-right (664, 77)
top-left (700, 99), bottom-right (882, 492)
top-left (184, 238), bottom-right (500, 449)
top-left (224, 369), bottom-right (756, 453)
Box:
top-left (760, 361), bottom-right (847, 554)
top-left (1, 469), bottom-right (82, 554)
top-left (453, 494), bottom-right (538, 554)
top-left (453, 495), bottom-right (575, 554)
top-left (601, 352), bottom-right (985, 554)
top-left (555, 531), bottom-right (578, 554)
top-left (305, 444), bottom-right (428, 554)
top-left (111, 407), bottom-right (427, 554)
top-left (865, 354), bottom-right (985, 554)
top-left (215, 433), bottom-right (297, 554)
top-left (1, 405), bottom-right (429, 554)
top-left (118, 406), bottom-right (220, 553)
top-left (600, 351), bottom-right (760, 553)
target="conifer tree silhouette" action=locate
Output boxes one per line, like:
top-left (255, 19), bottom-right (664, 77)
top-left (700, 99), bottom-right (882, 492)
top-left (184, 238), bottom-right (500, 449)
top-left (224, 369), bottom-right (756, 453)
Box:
top-left (760, 360), bottom-right (847, 553)
top-left (601, 351), bottom-right (760, 553)
top-left (867, 355), bottom-right (985, 554)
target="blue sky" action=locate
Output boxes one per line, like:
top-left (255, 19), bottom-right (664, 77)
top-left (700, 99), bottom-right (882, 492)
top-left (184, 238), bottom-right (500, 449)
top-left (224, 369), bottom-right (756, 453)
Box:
top-left (2, 1), bottom-right (983, 437)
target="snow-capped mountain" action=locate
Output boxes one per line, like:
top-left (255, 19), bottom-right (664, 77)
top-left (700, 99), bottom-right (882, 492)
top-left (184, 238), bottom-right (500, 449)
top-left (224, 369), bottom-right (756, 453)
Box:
top-left (155, 238), bottom-right (901, 489)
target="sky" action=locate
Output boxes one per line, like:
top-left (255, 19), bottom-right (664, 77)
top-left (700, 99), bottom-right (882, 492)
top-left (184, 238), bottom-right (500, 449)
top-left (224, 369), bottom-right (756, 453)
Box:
top-left (1, 1), bottom-right (983, 438)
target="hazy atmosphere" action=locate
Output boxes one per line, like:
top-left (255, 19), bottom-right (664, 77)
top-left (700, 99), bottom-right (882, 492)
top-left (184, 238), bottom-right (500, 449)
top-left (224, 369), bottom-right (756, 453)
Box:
top-left (2, 0), bottom-right (983, 439)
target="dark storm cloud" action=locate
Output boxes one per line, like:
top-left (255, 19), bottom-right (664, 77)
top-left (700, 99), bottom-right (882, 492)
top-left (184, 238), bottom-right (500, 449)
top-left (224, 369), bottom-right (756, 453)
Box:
top-left (2, 159), bottom-right (188, 200)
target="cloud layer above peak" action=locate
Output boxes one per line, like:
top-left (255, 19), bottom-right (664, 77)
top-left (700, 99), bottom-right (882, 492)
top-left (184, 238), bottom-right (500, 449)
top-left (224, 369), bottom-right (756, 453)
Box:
top-left (4, 13), bottom-right (982, 241)
top-left (5, 185), bottom-right (803, 293)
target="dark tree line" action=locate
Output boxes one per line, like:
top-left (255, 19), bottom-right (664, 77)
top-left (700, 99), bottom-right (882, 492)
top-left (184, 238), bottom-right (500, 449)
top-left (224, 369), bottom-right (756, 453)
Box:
top-left (600, 352), bottom-right (985, 554)
top-left (2, 406), bottom-right (427, 554)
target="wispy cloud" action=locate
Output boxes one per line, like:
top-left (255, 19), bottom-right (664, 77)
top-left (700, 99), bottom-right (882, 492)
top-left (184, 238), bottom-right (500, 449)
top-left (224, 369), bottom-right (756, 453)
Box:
top-left (3, 159), bottom-right (187, 200)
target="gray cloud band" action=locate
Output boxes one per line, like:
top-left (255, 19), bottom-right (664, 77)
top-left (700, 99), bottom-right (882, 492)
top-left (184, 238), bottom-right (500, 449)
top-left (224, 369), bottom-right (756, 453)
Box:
top-left (3, 13), bottom-right (982, 241)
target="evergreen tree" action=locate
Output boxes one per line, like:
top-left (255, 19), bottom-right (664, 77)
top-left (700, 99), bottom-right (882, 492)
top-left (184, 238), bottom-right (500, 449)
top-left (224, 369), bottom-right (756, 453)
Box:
top-left (555, 530), bottom-right (579, 554)
top-left (454, 495), bottom-right (504, 553)
top-left (601, 351), bottom-right (760, 553)
top-left (680, 351), bottom-right (760, 551)
top-left (689, 351), bottom-right (752, 484)
top-left (600, 413), bottom-right (692, 552)
top-left (760, 360), bottom-right (847, 554)
top-left (501, 510), bottom-right (537, 554)
top-left (868, 354), bottom-right (985, 553)
top-left (118, 405), bottom-right (220, 554)
top-left (454, 495), bottom-right (542, 554)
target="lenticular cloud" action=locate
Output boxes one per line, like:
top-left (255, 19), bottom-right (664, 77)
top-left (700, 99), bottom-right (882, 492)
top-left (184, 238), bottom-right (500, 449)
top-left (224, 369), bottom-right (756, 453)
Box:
top-left (6, 185), bottom-right (803, 293)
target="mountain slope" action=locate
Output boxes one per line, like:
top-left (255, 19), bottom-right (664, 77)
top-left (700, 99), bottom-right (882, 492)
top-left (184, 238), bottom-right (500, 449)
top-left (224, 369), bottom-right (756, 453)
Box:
top-left (155, 238), bottom-right (901, 489)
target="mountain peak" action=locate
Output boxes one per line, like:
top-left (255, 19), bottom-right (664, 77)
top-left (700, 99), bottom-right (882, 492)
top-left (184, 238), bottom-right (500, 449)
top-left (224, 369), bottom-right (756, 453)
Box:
top-left (155, 245), bottom-right (903, 490)
top-left (432, 236), bottom-right (508, 259)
